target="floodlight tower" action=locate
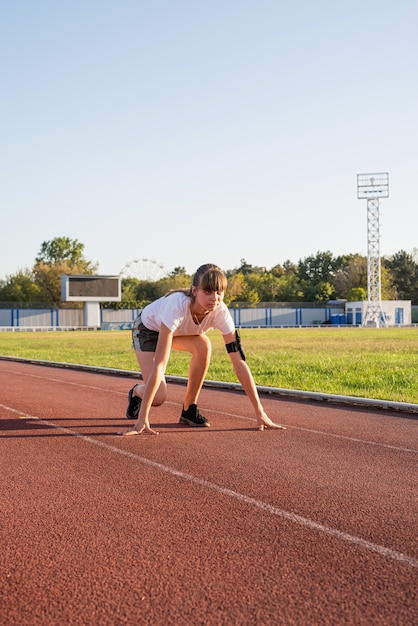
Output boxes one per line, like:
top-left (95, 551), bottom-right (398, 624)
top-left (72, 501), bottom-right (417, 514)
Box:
top-left (357, 172), bottom-right (389, 327)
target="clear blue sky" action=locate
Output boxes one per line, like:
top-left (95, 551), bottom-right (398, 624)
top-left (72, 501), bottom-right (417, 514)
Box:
top-left (1, 0), bottom-right (417, 280)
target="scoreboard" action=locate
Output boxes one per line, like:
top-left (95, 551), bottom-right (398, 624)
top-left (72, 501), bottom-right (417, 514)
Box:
top-left (61, 275), bottom-right (121, 302)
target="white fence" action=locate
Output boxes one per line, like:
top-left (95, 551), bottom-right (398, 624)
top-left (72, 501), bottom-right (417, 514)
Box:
top-left (229, 307), bottom-right (341, 327)
top-left (0, 306), bottom-right (346, 330)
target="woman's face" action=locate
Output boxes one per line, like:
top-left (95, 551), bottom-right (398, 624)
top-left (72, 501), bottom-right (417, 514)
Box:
top-left (194, 287), bottom-right (224, 313)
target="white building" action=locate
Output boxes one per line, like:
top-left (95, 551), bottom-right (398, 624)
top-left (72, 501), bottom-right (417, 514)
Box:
top-left (345, 301), bottom-right (411, 326)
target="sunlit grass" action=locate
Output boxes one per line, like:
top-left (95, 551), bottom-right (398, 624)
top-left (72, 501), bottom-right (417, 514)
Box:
top-left (0, 327), bottom-right (417, 403)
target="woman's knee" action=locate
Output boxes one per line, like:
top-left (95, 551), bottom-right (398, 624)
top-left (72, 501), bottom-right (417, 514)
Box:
top-left (193, 334), bottom-right (212, 362)
top-left (152, 391), bottom-right (166, 406)
top-left (172, 334), bottom-right (212, 363)
top-left (195, 335), bottom-right (212, 357)
top-left (151, 382), bottom-right (167, 406)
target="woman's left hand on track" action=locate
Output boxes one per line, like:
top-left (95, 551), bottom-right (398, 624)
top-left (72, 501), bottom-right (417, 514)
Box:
top-left (118, 425), bottom-right (159, 436)
top-left (257, 411), bottom-right (286, 431)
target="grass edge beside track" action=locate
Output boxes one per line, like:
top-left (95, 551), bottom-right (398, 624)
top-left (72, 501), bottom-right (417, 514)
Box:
top-left (2, 354), bottom-right (418, 416)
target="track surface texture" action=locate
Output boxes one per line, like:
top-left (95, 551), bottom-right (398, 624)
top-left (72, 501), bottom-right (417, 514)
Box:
top-left (0, 360), bottom-right (417, 626)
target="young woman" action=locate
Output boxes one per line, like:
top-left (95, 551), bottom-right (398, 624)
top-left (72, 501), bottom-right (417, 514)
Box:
top-left (120, 263), bottom-right (285, 436)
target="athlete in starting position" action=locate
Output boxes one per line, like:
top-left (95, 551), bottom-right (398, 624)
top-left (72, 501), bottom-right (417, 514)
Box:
top-left (120, 263), bottom-right (286, 436)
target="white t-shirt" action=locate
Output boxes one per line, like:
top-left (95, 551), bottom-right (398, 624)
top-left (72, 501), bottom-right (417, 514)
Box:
top-left (140, 292), bottom-right (235, 337)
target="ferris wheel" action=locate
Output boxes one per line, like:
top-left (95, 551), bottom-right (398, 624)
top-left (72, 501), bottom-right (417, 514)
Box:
top-left (120, 257), bottom-right (167, 282)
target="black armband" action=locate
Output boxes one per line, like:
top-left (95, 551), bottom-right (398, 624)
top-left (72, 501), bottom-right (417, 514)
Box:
top-left (225, 330), bottom-right (246, 361)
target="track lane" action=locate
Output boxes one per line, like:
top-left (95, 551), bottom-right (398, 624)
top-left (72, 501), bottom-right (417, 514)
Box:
top-left (1, 360), bottom-right (417, 625)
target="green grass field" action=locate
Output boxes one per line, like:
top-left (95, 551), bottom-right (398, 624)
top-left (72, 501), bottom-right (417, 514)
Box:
top-left (0, 327), bottom-right (417, 404)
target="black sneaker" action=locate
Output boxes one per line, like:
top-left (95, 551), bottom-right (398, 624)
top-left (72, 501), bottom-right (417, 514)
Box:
top-left (179, 404), bottom-right (210, 427)
top-left (126, 386), bottom-right (141, 419)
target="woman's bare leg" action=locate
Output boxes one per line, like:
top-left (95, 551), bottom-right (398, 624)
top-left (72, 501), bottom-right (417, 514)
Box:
top-left (132, 350), bottom-right (167, 406)
top-left (172, 334), bottom-right (212, 409)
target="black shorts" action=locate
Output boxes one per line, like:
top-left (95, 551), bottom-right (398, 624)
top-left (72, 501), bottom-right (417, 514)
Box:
top-left (132, 313), bottom-right (159, 352)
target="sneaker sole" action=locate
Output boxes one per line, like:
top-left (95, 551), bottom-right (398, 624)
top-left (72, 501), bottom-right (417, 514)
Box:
top-left (179, 416), bottom-right (210, 427)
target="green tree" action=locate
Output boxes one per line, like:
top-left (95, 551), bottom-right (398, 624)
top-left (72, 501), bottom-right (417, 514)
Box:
top-left (35, 236), bottom-right (95, 268)
top-left (0, 238), bottom-right (98, 305)
top-left (245, 272), bottom-right (275, 302)
top-left (33, 237), bottom-right (98, 304)
top-left (273, 261), bottom-right (303, 301)
top-left (0, 269), bottom-right (42, 303)
top-left (283, 260), bottom-right (298, 275)
top-left (297, 251), bottom-right (335, 283)
top-left (301, 280), bottom-right (334, 303)
top-left (246, 288), bottom-right (260, 306)
top-left (275, 274), bottom-right (304, 302)
top-left (383, 249), bottom-right (418, 303)
top-left (332, 254), bottom-right (367, 299)
top-left (236, 259), bottom-right (254, 276)
top-left (270, 263), bottom-right (285, 278)
top-left (121, 277), bottom-right (142, 307)
top-left (133, 280), bottom-right (166, 304)
top-left (380, 265), bottom-right (397, 300)
top-left (169, 266), bottom-right (187, 277)
top-left (224, 272), bottom-right (246, 306)
top-left (296, 251), bottom-right (337, 302)
top-left (346, 287), bottom-right (367, 301)
top-left (158, 272), bottom-right (191, 295)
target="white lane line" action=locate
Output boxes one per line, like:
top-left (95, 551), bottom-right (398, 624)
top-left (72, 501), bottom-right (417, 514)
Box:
top-left (282, 425), bottom-right (418, 454)
top-left (3, 366), bottom-right (418, 454)
top-left (7, 411), bottom-right (418, 570)
top-left (216, 410), bottom-right (418, 454)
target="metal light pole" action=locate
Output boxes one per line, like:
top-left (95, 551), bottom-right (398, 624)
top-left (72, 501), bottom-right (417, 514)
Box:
top-left (357, 172), bottom-right (389, 327)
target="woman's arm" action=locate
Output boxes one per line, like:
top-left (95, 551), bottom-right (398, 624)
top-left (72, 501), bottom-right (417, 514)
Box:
top-left (223, 331), bottom-right (286, 431)
top-left (122, 324), bottom-right (174, 435)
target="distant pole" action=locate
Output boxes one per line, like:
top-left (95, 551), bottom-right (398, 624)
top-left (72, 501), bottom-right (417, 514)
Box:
top-left (357, 172), bottom-right (389, 327)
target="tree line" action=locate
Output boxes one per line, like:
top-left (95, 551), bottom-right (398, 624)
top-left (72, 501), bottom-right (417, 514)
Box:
top-left (1, 237), bottom-right (417, 307)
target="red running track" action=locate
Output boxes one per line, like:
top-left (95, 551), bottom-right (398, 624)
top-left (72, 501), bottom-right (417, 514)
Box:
top-left (0, 359), bottom-right (417, 626)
